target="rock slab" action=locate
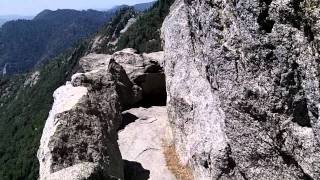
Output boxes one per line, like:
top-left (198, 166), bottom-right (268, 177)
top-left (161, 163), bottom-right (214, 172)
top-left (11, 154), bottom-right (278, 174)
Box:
top-left (118, 106), bottom-right (176, 180)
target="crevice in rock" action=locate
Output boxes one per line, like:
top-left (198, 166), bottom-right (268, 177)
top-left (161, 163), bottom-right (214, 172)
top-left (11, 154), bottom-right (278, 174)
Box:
top-left (132, 89), bottom-right (167, 108)
top-left (112, 58), bottom-right (167, 111)
top-left (219, 156), bottom-right (236, 177)
top-left (275, 129), bottom-right (313, 179)
top-left (135, 148), bottom-right (161, 159)
top-left (238, 102), bottom-right (268, 122)
top-left (282, 0), bottom-right (315, 42)
top-left (288, 0), bottom-right (304, 29)
top-left (281, 62), bottom-right (312, 127)
top-left (279, 151), bottom-right (313, 180)
top-left (239, 171), bottom-right (249, 180)
top-left (203, 160), bottom-right (209, 169)
top-left (216, 145), bottom-right (238, 179)
top-left (257, 0), bottom-right (275, 33)
top-left (292, 98), bottom-right (312, 127)
top-left (304, 24), bottom-right (315, 42)
top-left (131, 72), bottom-right (167, 108)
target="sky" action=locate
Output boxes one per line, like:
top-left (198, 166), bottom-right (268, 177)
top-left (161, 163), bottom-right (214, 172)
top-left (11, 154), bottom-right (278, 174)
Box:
top-left (0, 0), bottom-right (152, 16)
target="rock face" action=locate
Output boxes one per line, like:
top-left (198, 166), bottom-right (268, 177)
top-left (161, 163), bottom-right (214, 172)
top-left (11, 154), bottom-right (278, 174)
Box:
top-left (162, 0), bottom-right (320, 179)
top-left (118, 106), bottom-right (176, 180)
top-left (37, 49), bottom-right (165, 180)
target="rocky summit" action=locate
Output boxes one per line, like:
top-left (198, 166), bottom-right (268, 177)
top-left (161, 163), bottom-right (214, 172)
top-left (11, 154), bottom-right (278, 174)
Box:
top-left (37, 49), bottom-right (167, 179)
top-left (33, 0), bottom-right (320, 179)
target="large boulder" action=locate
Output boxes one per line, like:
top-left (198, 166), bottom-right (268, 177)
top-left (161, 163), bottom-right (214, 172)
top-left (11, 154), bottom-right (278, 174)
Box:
top-left (162, 0), bottom-right (320, 179)
top-left (38, 61), bottom-right (124, 180)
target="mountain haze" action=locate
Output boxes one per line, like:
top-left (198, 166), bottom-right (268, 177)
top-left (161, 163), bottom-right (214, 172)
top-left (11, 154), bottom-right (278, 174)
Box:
top-left (132, 1), bottom-right (155, 11)
top-left (0, 9), bottom-right (113, 74)
top-left (101, 1), bottom-right (155, 13)
top-left (0, 15), bottom-right (33, 27)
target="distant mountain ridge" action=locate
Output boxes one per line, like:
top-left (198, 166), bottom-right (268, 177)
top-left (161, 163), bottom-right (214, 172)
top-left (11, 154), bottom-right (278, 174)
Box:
top-left (133, 1), bottom-right (156, 11)
top-left (0, 9), bottom-right (114, 74)
top-left (0, 1), bottom-right (156, 74)
top-left (0, 15), bottom-right (33, 27)
top-left (101, 1), bottom-right (156, 13)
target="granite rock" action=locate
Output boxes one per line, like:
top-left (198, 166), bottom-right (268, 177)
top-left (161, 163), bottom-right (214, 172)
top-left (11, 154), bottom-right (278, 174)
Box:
top-left (162, 0), bottom-right (320, 179)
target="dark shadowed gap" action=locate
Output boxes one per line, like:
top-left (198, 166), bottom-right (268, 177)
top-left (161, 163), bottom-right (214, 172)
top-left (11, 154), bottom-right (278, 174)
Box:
top-left (118, 112), bottom-right (139, 131)
top-left (119, 72), bottom-right (167, 129)
top-left (134, 91), bottom-right (167, 108)
top-left (257, 0), bottom-right (275, 33)
top-left (123, 160), bottom-right (150, 180)
top-left (133, 72), bottom-right (167, 108)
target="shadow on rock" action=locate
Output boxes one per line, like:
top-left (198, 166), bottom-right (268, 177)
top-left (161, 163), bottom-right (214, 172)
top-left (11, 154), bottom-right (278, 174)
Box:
top-left (124, 160), bottom-right (150, 180)
top-left (118, 113), bottom-right (139, 131)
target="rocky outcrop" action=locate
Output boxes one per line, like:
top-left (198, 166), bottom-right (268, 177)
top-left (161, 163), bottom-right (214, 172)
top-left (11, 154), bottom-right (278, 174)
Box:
top-left (79, 48), bottom-right (165, 108)
top-left (37, 48), bottom-right (165, 179)
top-left (89, 8), bottom-right (136, 54)
top-left (24, 71), bottom-right (40, 87)
top-left (120, 18), bottom-right (137, 34)
top-left (37, 62), bottom-right (124, 179)
top-left (118, 106), bottom-right (176, 180)
top-left (162, 0), bottom-right (320, 179)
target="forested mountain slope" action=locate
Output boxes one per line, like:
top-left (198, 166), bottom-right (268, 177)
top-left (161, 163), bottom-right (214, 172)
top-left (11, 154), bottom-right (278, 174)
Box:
top-left (0, 9), bottom-right (113, 74)
top-left (91, 0), bottom-right (173, 54)
top-left (0, 42), bottom-right (89, 180)
top-left (116, 0), bottom-right (173, 53)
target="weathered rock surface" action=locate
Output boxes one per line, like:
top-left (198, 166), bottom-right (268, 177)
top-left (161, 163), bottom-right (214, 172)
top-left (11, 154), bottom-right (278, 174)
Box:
top-left (38, 48), bottom-right (166, 179)
top-left (162, 0), bottom-right (320, 179)
top-left (118, 106), bottom-right (176, 180)
top-left (79, 48), bottom-right (166, 107)
top-left (38, 61), bottom-right (124, 180)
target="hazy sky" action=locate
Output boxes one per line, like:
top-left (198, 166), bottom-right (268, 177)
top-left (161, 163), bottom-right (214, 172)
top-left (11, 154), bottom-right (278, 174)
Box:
top-left (0, 0), bottom-right (152, 16)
